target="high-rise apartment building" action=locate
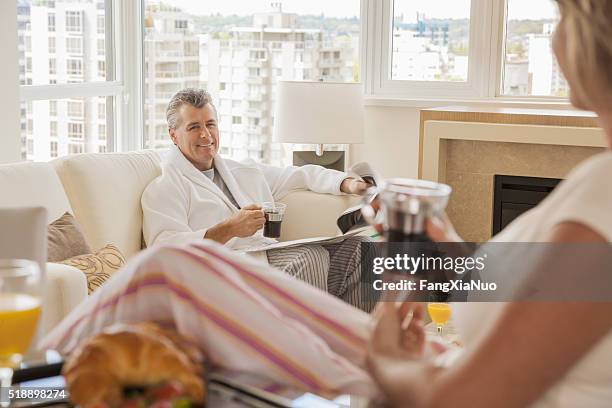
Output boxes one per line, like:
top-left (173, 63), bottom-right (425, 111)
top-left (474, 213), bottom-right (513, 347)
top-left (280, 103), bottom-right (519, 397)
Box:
top-left (527, 23), bottom-right (568, 96)
top-left (20, 0), bottom-right (357, 164)
top-left (200, 4), bottom-right (355, 165)
top-left (391, 18), bottom-right (468, 82)
top-left (19, 0), bottom-right (108, 161)
top-left (143, 3), bottom-right (200, 149)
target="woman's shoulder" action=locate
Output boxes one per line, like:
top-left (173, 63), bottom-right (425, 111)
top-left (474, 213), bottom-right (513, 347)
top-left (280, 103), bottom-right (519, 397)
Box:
top-left (544, 151), bottom-right (612, 241)
top-left (564, 151), bottom-right (612, 186)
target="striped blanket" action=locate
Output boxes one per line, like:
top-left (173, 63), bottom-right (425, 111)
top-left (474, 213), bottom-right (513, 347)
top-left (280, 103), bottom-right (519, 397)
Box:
top-left (40, 241), bottom-right (379, 398)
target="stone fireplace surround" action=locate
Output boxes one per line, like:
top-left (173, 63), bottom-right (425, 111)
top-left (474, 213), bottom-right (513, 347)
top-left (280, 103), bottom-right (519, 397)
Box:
top-left (419, 107), bottom-right (606, 242)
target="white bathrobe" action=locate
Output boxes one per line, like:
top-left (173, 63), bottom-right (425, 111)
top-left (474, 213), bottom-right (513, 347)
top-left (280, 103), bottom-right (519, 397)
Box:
top-left (141, 146), bottom-right (347, 253)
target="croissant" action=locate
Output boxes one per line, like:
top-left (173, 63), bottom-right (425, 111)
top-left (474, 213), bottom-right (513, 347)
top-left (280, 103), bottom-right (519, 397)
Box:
top-left (62, 323), bottom-right (206, 407)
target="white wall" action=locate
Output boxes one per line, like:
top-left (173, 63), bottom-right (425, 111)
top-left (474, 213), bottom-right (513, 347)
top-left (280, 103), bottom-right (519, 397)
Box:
top-left (350, 106), bottom-right (421, 179)
top-left (0, 1), bottom-right (20, 164)
top-left (350, 101), bottom-right (581, 181)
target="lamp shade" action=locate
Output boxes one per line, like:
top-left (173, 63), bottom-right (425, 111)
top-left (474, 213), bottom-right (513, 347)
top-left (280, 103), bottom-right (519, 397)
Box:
top-left (273, 81), bottom-right (365, 144)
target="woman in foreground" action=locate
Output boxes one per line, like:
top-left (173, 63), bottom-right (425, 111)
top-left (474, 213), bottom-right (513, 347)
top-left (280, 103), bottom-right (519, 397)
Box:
top-left (368, 0), bottom-right (612, 406)
top-left (42, 0), bottom-right (612, 406)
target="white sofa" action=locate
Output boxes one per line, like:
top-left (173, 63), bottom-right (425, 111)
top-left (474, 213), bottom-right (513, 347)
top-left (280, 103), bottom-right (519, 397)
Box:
top-left (0, 150), bottom-right (356, 333)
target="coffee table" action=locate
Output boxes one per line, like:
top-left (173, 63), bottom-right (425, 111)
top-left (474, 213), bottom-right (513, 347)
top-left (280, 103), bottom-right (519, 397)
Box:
top-left (11, 352), bottom-right (373, 407)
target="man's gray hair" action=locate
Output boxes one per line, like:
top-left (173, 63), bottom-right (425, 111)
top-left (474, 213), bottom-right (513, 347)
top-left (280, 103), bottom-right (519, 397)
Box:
top-left (166, 88), bottom-right (215, 129)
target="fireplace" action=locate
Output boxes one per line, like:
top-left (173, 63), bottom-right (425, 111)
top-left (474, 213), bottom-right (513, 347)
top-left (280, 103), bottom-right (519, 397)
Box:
top-left (492, 175), bottom-right (562, 235)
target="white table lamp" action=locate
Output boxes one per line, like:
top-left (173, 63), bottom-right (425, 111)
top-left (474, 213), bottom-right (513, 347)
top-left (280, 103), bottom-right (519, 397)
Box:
top-left (274, 81), bottom-right (365, 170)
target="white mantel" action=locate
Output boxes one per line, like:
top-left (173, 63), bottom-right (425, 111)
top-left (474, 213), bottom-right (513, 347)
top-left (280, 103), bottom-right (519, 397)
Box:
top-left (419, 106), bottom-right (606, 241)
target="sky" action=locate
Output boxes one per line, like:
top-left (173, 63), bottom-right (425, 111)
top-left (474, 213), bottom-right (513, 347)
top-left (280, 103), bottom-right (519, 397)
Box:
top-left (159, 0), bottom-right (559, 21)
top-left (163, 0), bottom-right (360, 18)
top-left (395, 0), bottom-right (559, 22)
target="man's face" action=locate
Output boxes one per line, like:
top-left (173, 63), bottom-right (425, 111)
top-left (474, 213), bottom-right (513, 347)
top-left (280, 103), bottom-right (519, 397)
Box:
top-left (169, 103), bottom-right (220, 171)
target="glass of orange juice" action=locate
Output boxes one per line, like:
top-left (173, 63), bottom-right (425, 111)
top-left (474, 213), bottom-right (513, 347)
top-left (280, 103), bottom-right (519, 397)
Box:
top-left (427, 302), bottom-right (451, 336)
top-left (0, 259), bottom-right (42, 408)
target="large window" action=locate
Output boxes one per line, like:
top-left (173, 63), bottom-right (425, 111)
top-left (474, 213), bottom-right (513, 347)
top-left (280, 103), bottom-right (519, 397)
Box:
top-left (12, 0), bottom-right (569, 164)
top-left (143, 0), bottom-right (360, 165)
top-left (391, 0), bottom-right (470, 82)
top-left (17, 0), bottom-right (119, 161)
top-left (21, 97), bottom-right (108, 161)
top-left (365, 0), bottom-right (566, 100)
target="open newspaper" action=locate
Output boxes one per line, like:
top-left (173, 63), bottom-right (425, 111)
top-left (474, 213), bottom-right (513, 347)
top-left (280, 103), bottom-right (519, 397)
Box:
top-left (243, 162), bottom-right (381, 253)
top-left (242, 225), bottom-right (379, 253)
top-left (336, 161), bottom-right (380, 234)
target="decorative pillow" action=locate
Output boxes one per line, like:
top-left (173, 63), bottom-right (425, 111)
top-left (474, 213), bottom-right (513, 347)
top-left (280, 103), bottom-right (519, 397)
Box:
top-left (60, 244), bottom-right (126, 294)
top-left (48, 212), bottom-right (92, 262)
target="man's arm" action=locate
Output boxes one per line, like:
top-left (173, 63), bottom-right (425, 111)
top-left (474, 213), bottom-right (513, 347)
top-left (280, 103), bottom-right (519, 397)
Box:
top-left (340, 177), bottom-right (371, 195)
top-left (203, 218), bottom-right (235, 245)
top-left (204, 204), bottom-right (265, 244)
top-left (142, 177), bottom-right (209, 246)
top-left (255, 161), bottom-right (368, 199)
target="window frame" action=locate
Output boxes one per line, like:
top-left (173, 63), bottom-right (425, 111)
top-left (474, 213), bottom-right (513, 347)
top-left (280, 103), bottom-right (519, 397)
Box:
top-left (16, 0), bottom-right (570, 163)
top-left (362, 0), bottom-right (569, 102)
top-left (19, 0), bottom-right (123, 157)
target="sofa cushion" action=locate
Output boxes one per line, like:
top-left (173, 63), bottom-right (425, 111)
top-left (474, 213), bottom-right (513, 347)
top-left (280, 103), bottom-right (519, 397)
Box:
top-left (278, 191), bottom-right (359, 241)
top-left (53, 150), bottom-right (162, 259)
top-left (0, 161), bottom-right (72, 223)
top-left (44, 262), bottom-right (88, 334)
top-left (60, 244), bottom-right (125, 294)
top-left (48, 212), bottom-right (92, 262)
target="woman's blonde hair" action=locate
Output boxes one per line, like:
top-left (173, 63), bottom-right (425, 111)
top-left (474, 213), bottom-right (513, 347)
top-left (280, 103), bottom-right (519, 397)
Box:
top-left (554, 0), bottom-right (612, 108)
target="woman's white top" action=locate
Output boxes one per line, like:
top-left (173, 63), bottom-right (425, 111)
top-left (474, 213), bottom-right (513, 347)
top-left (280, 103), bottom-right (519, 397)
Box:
top-left (453, 151), bottom-right (612, 407)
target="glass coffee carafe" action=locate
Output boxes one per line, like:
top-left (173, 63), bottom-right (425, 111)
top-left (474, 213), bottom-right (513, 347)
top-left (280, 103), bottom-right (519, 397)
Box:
top-left (361, 178), bottom-right (452, 243)
top-left (361, 178), bottom-right (452, 302)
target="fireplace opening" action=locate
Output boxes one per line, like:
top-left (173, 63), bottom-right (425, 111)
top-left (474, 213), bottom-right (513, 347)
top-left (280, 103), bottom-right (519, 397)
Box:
top-left (492, 175), bottom-right (562, 235)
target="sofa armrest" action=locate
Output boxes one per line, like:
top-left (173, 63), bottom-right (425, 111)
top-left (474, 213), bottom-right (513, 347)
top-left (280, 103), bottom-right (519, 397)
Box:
top-left (278, 191), bottom-right (360, 241)
top-left (43, 262), bottom-right (88, 334)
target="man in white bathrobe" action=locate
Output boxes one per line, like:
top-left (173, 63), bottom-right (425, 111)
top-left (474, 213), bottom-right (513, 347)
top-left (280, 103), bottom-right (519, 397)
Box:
top-left (142, 88), bottom-right (374, 310)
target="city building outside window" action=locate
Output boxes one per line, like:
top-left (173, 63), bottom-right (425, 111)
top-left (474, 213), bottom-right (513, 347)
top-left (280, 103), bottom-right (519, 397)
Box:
top-left (67, 122), bottom-right (83, 139)
top-left (14, 0), bottom-right (569, 164)
top-left (48, 12), bottom-right (55, 32)
top-left (68, 143), bottom-right (84, 154)
top-left (50, 121), bottom-right (57, 137)
top-left (391, 0), bottom-right (470, 82)
top-left (97, 14), bottom-right (104, 34)
top-left (49, 59), bottom-right (56, 75)
top-left (502, 0), bottom-right (565, 97)
top-left (18, 1), bottom-right (117, 162)
top-left (366, 0), bottom-right (566, 99)
top-left (50, 141), bottom-right (58, 157)
top-left (143, 0), bottom-right (360, 166)
top-left (66, 37), bottom-right (83, 54)
top-left (66, 10), bottom-right (82, 33)
top-left (67, 100), bottom-right (83, 117)
top-left (66, 58), bottom-right (82, 76)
